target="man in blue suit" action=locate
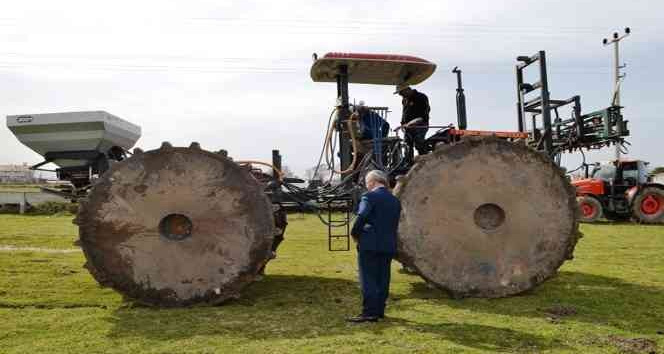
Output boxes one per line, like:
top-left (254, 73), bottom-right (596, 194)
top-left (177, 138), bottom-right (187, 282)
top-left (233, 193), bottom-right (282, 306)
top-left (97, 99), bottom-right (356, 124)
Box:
top-left (348, 170), bottom-right (401, 323)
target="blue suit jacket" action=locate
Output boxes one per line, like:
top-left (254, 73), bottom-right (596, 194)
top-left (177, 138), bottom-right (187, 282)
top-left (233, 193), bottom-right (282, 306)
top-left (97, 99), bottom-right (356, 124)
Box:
top-left (351, 186), bottom-right (401, 253)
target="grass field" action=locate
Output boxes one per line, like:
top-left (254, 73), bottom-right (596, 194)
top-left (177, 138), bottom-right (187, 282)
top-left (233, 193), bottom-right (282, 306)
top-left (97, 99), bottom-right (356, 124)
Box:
top-left (0, 214), bottom-right (663, 353)
top-left (0, 184), bottom-right (41, 192)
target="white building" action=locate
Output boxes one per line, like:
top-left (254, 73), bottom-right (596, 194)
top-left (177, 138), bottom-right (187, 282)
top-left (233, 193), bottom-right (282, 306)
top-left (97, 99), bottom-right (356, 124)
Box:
top-left (653, 172), bottom-right (664, 184)
top-left (0, 163), bottom-right (35, 183)
top-left (305, 165), bottom-right (340, 184)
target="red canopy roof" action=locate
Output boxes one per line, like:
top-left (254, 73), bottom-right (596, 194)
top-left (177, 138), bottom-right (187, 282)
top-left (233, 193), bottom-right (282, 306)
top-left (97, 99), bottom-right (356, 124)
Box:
top-left (310, 52), bottom-right (436, 86)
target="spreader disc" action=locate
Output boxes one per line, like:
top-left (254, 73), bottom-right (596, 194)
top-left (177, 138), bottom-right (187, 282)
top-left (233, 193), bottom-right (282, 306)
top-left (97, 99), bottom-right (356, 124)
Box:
top-left (77, 144), bottom-right (275, 306)
top-left (395, 137), bottom-right (580, 298)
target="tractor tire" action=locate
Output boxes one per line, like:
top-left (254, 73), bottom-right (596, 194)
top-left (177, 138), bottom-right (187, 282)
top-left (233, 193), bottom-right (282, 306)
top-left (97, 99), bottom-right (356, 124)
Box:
top-left (577, 196), bottom-right (603, 223)
top-left (75, 143), bottom-right (276, 306)
top-left (631, 186), bottom-right (664, 224)
top-left (394, 137), bottom-right (580, 298)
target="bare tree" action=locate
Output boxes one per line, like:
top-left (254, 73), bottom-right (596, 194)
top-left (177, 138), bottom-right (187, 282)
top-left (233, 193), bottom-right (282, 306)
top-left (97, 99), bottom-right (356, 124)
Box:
top-left (280, 165), bottom-right (297, 179)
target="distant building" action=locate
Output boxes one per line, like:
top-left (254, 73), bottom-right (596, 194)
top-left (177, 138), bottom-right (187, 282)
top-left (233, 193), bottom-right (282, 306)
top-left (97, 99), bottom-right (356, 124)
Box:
top-left (569, 172), bottom-right (586, 181)
top-left (653, 172), bottom-right (664, 184)
top-left (304, 165), bottom-right (339, 184)
top-left (0, 163), bottom-right (35, 183)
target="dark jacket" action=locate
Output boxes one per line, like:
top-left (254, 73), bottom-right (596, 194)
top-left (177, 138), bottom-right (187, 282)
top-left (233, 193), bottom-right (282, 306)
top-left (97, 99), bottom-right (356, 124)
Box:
top-left (401, 90), bottom-right (430, 125)
top-left (351, 186), bottom-right (401, 253)
top-left (359, 110), bottom-right (390, 140)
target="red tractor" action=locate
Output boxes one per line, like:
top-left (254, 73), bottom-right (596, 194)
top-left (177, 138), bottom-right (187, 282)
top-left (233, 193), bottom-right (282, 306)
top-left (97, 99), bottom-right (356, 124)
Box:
top-left (573, 160), bottom-right (664, 223)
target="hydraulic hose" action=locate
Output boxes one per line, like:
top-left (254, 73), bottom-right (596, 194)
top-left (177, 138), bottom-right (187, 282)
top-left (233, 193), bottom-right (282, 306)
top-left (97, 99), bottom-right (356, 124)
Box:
top-left (311, 108), bottom-right (338, 180)
top-left (325, 111), bottom-right (360, 175)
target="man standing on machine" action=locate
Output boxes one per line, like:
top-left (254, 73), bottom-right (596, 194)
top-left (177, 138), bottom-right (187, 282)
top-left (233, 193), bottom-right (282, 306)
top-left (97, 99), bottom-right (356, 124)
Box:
top-left (395, 84), bottom-right (430, 162)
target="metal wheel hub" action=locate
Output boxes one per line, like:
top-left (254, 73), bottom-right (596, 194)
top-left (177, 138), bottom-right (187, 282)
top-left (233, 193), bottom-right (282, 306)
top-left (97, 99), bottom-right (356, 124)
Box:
top-left (473, 203), bottom-right (506, 230)
top-left (641, 195), bottom-right (662, 215)
top-left (159, 213), bottom-right (194, 241)
top-left (581, 203), bottom-right (595, 217)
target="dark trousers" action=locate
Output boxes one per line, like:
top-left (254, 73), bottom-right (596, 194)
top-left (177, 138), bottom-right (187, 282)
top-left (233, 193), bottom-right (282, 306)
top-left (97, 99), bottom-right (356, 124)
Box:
top-left (404, 128), bottom-right (428, 161)
top-left (358, 250), bottom-right (393, 317)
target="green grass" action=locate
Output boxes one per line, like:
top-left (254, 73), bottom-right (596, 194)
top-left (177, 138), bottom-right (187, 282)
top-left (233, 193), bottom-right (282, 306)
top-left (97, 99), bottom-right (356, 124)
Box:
top-left (0, 214), bottom-right (78, 249)
top-left (0, 214), bottom-right (663, 353)
top-left (0, 184), bottom-right (42, 192)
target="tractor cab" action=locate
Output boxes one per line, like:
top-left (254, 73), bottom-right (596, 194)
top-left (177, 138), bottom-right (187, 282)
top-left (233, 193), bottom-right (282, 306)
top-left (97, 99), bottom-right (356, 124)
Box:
top-left (584, 159), bottom-right (649, 190)
top-left (590, 160), bottom-right (648, 200)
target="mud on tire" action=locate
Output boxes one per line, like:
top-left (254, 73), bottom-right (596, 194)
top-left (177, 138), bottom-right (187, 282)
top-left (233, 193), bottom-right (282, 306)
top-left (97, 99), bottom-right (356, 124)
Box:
top-left (394, 137), bottom-right (580, 298)
top-left (577, 195), bottom-right (603, 223)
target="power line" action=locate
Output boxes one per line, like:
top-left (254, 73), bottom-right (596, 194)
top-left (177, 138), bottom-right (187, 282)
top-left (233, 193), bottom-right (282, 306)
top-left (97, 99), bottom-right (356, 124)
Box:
top-left (0, 62), bottom-right (299, 74)
top-left (0, 52), bottom-right (306, 62)
top-left (190, 17), bottom-right (620, 32)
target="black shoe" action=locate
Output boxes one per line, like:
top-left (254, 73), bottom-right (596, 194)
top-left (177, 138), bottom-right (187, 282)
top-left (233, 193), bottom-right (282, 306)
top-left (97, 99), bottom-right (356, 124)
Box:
top-left (346, 314), bottom-right (379, 323)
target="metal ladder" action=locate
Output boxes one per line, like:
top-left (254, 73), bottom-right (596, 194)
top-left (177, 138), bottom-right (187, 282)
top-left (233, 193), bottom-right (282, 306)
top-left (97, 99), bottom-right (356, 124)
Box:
top-left (327, 199), bottom-right (352, 251)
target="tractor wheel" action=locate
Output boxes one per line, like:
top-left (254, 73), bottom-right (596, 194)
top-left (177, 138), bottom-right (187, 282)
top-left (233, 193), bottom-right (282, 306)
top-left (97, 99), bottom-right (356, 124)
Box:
top-left (631, 186), bottom-right (664, 224)
top-left (577, 196), bottom-right (603, 223)
top-left (75, 143), bottom-right (276, 306)
top-left (394, 137), bottom-right (580, 298)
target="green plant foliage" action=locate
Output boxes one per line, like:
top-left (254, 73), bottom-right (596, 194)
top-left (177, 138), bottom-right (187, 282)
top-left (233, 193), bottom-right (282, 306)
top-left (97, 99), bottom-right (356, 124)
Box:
top-left (28, 202), bottom-right (78, 216)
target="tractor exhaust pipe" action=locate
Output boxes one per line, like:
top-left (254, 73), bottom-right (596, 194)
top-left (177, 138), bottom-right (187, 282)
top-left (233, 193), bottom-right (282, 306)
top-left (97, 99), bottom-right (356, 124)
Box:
top-left (452, 67), bottom-right (468, 130)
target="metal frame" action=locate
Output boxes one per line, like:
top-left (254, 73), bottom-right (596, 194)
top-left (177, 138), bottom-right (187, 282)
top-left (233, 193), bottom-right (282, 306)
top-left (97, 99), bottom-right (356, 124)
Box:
top-left (29, 150), bottom-right (111, 188)
top-left (516, 51), bottom-right (629, 157)
top-left (516, 51), bottom-right (554, 154)
top-left (336, 65), bottom-right (353, 180)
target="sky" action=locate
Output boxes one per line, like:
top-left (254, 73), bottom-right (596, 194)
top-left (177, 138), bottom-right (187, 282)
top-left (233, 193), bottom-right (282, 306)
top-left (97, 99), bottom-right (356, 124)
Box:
top-left (1, 0), bottom-right (663, 177)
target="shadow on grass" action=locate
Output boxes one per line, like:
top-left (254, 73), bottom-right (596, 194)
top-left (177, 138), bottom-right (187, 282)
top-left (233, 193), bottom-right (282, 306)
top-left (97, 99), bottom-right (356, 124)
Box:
top-left (381, 319), bottom-right (564, 352)
top-left (105, 274), bottom-right (563, 351)
top-left (406, 271), bottom-right (664, 334)
top-left (583, 220), bottom-right (660, 226)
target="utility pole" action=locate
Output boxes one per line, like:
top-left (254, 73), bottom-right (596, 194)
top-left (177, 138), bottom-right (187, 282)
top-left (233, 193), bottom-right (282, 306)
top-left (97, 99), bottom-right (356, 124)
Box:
top-left (603, 27), bottom-right (630, 160)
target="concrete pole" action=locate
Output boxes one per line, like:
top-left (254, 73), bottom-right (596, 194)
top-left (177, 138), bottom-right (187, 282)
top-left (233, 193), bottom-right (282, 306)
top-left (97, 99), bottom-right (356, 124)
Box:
top-left (613, 40), bottom-right (620, 107)
top-left (613, 40), bottom-right (621, 161)
top-left (19, 192), bottom-right (26, 214)
top-left (603, 28), bottom-right (630, 161)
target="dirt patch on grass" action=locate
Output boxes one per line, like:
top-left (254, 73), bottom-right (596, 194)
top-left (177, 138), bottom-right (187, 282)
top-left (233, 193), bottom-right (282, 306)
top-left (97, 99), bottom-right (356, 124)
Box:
top-left (0, 303), bottom-right (108, 310)
top-left (543, 304), bottom-right (578, 317)
top-left (607, 335), bottom-right (657, 353)
top-left (540, 304), bottom-right (578, 323)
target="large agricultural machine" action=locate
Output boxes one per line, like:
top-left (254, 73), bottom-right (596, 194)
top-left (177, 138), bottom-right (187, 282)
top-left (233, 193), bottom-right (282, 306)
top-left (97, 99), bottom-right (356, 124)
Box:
top-left (574, 160), bottom-right (664, 223)
top-left (7, 50), bottom-right (630, 306)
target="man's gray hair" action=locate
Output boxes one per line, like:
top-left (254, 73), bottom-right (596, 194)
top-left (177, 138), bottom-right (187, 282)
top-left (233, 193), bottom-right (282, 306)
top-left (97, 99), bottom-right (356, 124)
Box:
top-left (365, 170), bottom-right (388, 185)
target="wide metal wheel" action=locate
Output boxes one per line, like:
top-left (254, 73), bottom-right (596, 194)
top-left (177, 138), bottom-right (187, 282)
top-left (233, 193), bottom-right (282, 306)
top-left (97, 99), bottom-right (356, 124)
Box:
top-left (395, 137), bottom-right (580, 298)
top-left (76, 143), bottom-right (275, 306)
top-left (577, 195), bottom-right (603, 223)
top-left (631, 186), bottom-right (664, 224)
